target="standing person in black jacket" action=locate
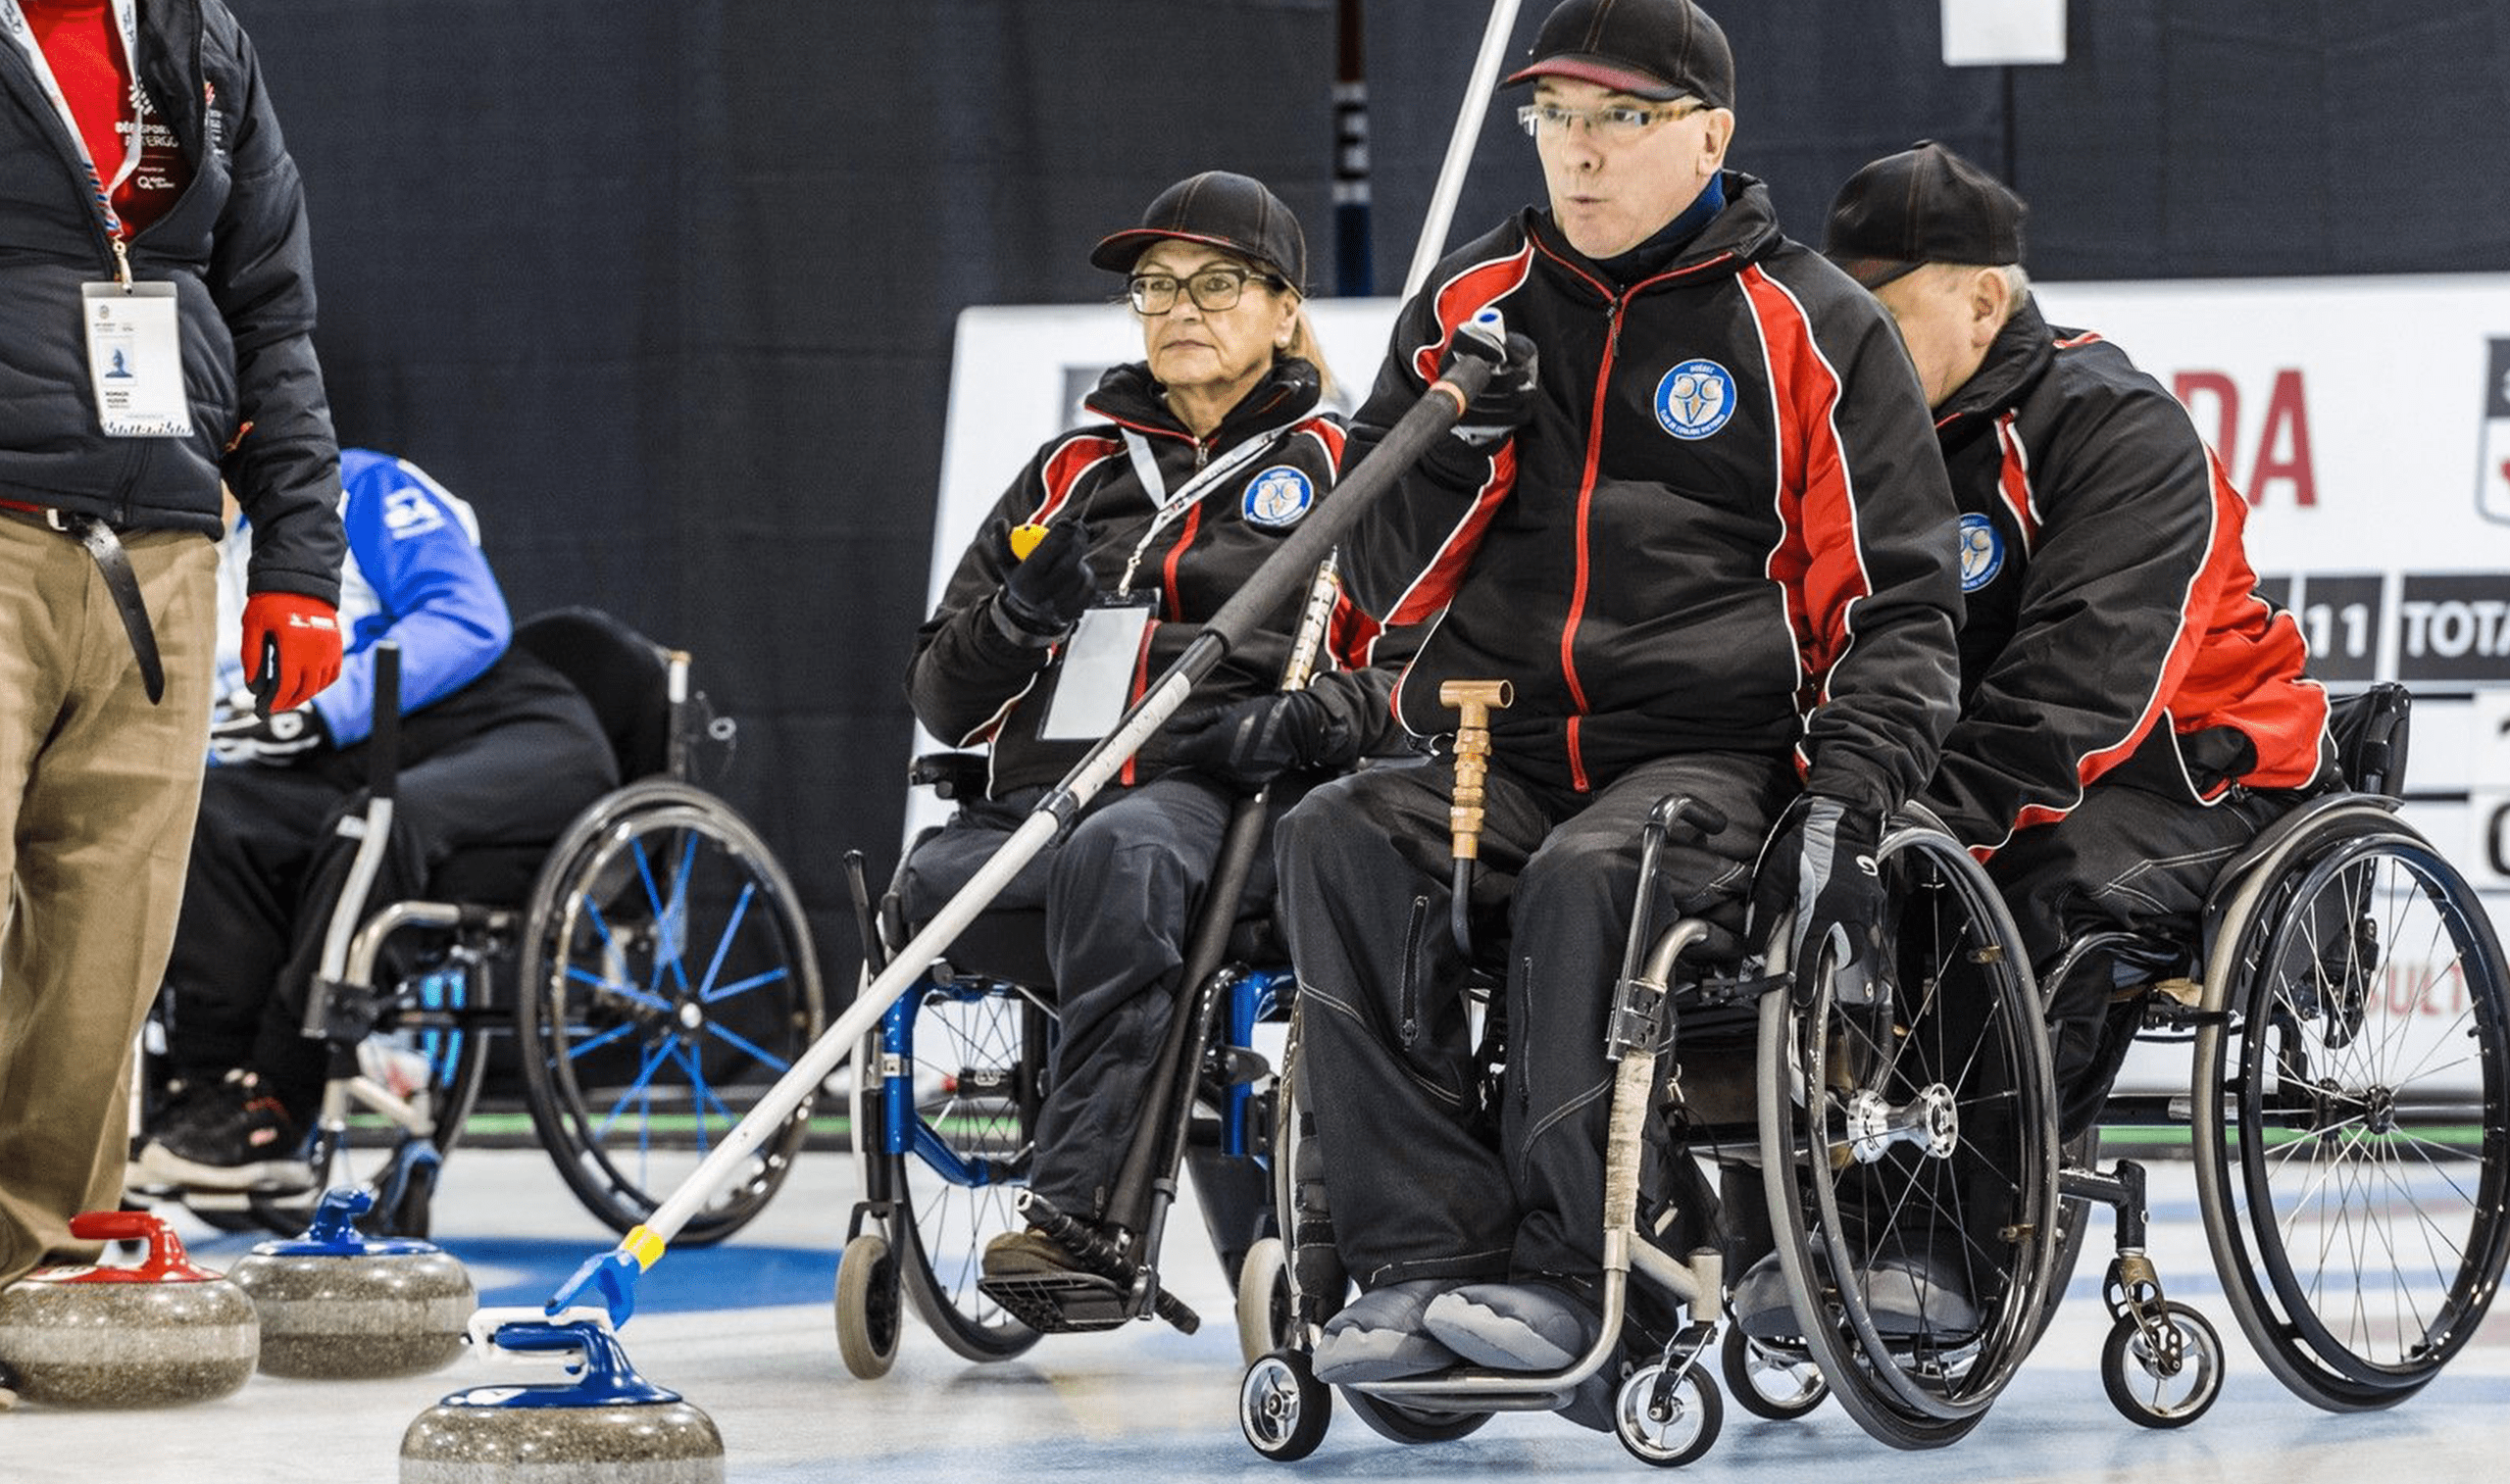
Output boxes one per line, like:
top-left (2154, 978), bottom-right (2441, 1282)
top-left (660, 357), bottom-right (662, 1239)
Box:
top-left (1272, 0), bottom-right (1963, 1412)
top-left (900, 173), bottom-right (1403, 1298)
top-left (0, 0), bottom-right (343, 1296)
top-left (1815, 142), bottom-right (2332, 1140)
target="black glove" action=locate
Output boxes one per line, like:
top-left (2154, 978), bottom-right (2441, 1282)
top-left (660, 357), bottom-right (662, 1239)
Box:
top-left (994, 519), bottom-right (1096, 640)
top-left (1752, 797), bottom-right (1886, 1005)
top-left (1439, 327), bottom-right (1539, 449)
top-left (1158, 690), bottom-right (1336, 792)
top-left (209, 686), bottom-right (326, 766)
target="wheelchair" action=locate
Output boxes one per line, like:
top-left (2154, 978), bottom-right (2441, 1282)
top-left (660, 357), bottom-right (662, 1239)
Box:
top-left (828, 750), bottom-right (1295, 1378)
top-left (2033, 682), bottom-right (2510, 1424)
top-left (1234, 792), bottom-right (2065, 1464)
top-left (137, 607), bottom-right (828, 1244)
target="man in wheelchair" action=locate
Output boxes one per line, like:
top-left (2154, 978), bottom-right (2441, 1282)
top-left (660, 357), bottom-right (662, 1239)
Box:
top-left (1812, 142), bottom-right (2334, 1145)
top-left (135, 449), bottom-right (618, 1190)
top-left (1268, 0), bottom-right (1967, 1428)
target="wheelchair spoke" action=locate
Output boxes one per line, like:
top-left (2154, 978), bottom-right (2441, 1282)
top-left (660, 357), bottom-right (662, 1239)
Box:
top-left (693, 880), bottom-right (758, 1003)
top-left (699, 965), bottom-right (791, 1006)
top-left (564, 962), bottom-right (674, 1014)
top-left (562, 1017), bottom-right (642, 1062)
top-left (698, 1017), bottom-right (792, 1074)
top-left (593, 1031), bottom-right (684, 1143)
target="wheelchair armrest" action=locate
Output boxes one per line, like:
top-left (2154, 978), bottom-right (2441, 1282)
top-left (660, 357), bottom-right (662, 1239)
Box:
top-left (909, 751), bottom-right (989, 802)
top-left (2328, 682), bottom-right (2411, 799)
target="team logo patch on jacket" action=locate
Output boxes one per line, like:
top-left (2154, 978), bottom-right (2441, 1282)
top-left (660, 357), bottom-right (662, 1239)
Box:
top-left (1242, 466), bottom-right (1315, 527)
top-left (1655, 360), bottom-right (1735, 440)
top-left (1958, 512), bottom-right (2003, 590)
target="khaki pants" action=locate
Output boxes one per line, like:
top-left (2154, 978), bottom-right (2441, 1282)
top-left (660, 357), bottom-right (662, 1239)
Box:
top-left (0, 517), bottom-right (217, 1286)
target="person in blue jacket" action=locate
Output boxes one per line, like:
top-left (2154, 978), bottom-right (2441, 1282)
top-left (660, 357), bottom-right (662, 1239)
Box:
top-left (134, 449), bottom-right (618, 1190)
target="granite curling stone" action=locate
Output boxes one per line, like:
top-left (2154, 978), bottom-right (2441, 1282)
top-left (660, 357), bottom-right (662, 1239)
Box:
top-left (400, 1316), bottom-right (724, 1484)
top-left (0, 1211), bottom-right (258, 1409)
top-left (228, 1187), bottom-right (476, 1378)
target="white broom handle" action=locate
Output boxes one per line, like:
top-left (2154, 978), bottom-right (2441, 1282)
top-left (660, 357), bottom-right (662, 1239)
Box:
top-left (1403, 0), bottom-right (1526, 300)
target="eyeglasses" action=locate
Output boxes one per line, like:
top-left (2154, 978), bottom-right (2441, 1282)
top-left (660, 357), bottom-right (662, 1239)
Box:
top-left (1516, 99), bottom-right (1705, 143)
top-left (1127, 266), bottom-right (1286, 316)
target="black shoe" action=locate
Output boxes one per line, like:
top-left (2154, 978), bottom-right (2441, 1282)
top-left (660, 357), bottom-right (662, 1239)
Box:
top-left (133, 1068), bottom-right (312, 1192)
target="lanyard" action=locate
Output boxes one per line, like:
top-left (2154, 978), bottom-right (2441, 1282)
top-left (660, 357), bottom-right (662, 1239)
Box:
top-left (1112, 425), bottom-right (1280, 593)
top-left (2, 0), bottom-right (144, 245)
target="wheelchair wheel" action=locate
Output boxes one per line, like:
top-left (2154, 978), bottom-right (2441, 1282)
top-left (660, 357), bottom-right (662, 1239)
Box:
top-left (2029, 1126), bottom-right (2100, 1350)
top-left (2193, 821), bottom-right (2510, 1410)
top-left (1236, 1235), bottom-right (1292, 1365)
top-left (1339, 1388), bottom-right (1489, 1445)
top-left (1756, 818), bottom-right (2061, 1450)
top-left (1719, 1325), bottom-right (1826, 1421)
top-left (1242, 1349), bottom-right (1331, 1461)
top-left (2100, 1300), bottom-right (2223, 1428)
top-left (834, 1231), bottom-right (902, 1380)
top-left (1615, 1360), bottom-right (1722, 1467)
top-left (878, 979), bottom-right (1046, 1362)
top-left (517, 780), bottom-right (826, 1246)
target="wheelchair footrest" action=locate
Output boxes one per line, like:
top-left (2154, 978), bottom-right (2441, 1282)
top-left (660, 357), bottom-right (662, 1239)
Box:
top-left (979, 1271), bottom-right (1132, 1333)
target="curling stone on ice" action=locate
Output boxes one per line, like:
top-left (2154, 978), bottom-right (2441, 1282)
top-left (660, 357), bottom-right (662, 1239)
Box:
top-left (228, 1186), bottom-right (476, 1378)
top-left (400, 1316), bottom-right (724, 1484)
top-left (0, 1210), bottom-right (257, 1408)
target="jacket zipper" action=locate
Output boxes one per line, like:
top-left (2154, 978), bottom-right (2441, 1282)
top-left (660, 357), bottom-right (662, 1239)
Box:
top-left (1557, 300), bottom-right (1624, 792)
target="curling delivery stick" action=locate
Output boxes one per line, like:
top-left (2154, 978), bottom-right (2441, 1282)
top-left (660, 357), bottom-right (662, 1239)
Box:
top-left (536, 312), bottom-right (1512, 1328)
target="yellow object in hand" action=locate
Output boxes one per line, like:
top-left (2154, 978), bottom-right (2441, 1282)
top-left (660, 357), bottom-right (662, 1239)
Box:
top-left (1008, 522), bottom-right (1051, 561)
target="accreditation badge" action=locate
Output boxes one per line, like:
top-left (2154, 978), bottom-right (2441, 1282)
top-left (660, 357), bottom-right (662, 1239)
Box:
top-left (81, 281), bottom-right (192, 437)
top-left (1038, 594), bottom-right (1157, 742)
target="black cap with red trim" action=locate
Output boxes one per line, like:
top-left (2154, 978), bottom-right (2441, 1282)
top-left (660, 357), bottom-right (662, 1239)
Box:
top-left (1088, 171), bottom-right (1307, 290)
top-left (1503, 0), bottom-right (1734, 109)
top-left (1824, 141), bottom-right (2029, 290)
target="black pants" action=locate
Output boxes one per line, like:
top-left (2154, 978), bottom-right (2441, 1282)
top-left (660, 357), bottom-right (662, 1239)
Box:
top-left (162, 652), bottom-right (618, 1117)
top-left (1987, 778), bottom-right (2300, 1137)
top-left (1275, 752), bottom-right (1791, 1295)
top-left (895, 771), bottom-right (1246, 1225)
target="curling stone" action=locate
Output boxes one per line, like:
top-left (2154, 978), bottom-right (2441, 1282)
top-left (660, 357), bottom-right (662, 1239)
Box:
top-left (228, 1187), bottom-right (476, 1378)
top-left (401, 1317), bottom-right (724, 1484)
top-left (0, 1210), bottom-right (258, 1408)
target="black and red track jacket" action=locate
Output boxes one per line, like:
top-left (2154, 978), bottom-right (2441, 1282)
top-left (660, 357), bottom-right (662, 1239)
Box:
top-left (909, 357), bottom-right (1393, 799)
top-left (1917, 298), bottom-right (2334, 857)
top-left (1341, 174), bottom-right (1963, 815)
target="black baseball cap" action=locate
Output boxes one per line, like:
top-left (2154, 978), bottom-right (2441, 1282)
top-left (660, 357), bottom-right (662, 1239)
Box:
top-left (1088, 171), bottom-right (1307, 291)
top-left (1502, 0), bottom-right (1734, 109)
top-left (1824, 141), bottom-right (2028, 290)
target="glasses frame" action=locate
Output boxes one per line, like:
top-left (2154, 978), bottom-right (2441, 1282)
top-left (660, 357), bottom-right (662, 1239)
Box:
top-left (1516, 99), bottom-right (1707, 142)
top-left (1125, 265), bottom-right (1289, 317)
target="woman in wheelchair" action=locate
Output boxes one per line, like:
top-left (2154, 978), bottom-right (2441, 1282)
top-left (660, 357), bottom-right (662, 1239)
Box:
top-left (136, 451), bottom-right (619, 1191)
top-left (898, 173), bottom-right (1405, 1300)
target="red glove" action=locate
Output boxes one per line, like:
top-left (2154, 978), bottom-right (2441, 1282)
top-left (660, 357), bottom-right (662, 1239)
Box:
top-left (239, 592), bottom-right (343, 714)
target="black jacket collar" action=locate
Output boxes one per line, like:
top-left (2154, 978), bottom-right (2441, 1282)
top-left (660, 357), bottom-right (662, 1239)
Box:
top-left (1525, 170), bottom-right (1784, 304)
top-left (1082, 356), bottom-right (1323, 446)
top-left (1934, 294), bottom-right (2058, 439)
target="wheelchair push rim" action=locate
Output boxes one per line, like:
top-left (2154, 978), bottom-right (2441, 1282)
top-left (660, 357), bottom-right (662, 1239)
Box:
top-left (519, 781), bottom-right (826, 1247)
top-left (1757, 819), bottom-right (2061, 1448)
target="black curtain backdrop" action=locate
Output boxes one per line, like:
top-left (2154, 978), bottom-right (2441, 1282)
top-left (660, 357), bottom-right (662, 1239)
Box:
top-left (233, 1), bottom-right (2506, 996)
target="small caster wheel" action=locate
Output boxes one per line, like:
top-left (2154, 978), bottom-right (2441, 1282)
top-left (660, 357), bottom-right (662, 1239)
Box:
top-left (2102, 1301), bottom-right (2223, 1428)
top-left (1616, 1360), bottom-right (1723, 1467)
top-left (1720, 1325), bottom-right (1826, 1421)
top-left (1241, 1349), bottom-right (1331, 1461)
top-left (834, 1231), bottom-right (902, 1379)
top-left (1235, 1236), bottom-right (1290, 1366)
top-left (1342, 1387), bottom-right (1489, 1445)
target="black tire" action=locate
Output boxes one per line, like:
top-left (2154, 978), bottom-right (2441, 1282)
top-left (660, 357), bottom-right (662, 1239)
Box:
top-left (834, 1232), bottom-right (902, 1380)
top-left (1615, 1361), bottom-right (1723, 1467)
top-left (1756, 818), bottom-right (2061, 1449)
top-left (517, 780), bottom-right (826, 1246)
top-left (2100, 1302), bottom-right (2223, 1428)
top-left (1339, 1388), bottom-right (1489, 1445)
top-left (1241, 1350), bottom-right (1331, 1461)
top-left (1719, 1325), bottom-right (1826, 1421)
top-left (2029, 1126), bottom-right (2099, 1351)
top-left (878, 977), bottom-right (1046, 1363)
top-left (2193, 820), bottom-right (2510, 1410)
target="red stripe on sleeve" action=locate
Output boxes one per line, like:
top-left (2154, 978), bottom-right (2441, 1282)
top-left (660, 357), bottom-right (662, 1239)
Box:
top-left (1739, 267), bottom-right (1870, 696)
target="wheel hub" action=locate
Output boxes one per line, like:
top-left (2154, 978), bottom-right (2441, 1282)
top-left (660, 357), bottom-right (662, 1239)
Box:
top-left (1842, 1083), bottom-right (1960, 1163)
